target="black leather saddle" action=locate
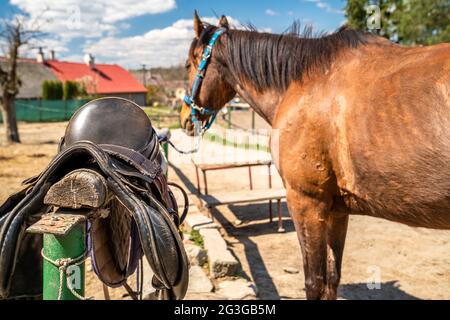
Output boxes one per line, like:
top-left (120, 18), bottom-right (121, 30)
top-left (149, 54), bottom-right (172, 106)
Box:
top-left (0, 97), bottom-right (188, 300)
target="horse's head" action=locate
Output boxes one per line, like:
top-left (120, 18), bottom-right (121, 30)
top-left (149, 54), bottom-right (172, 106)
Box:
top-left (180, 11), bottom-right (236, 136)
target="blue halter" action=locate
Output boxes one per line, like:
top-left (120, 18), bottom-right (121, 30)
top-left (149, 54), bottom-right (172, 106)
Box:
top-left (184, 28), bottom-right (226, 133)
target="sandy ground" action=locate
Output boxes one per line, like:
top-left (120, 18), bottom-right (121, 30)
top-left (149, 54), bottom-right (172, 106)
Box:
top-left (1, 122), bottom-right (450, 300)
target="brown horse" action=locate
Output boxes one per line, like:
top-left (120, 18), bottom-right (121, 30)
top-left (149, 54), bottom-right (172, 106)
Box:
top-left (180, 12), bottom-right (450, 299)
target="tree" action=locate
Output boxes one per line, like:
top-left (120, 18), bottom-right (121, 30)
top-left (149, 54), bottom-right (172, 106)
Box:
top-left (146, 84), bottom-right (167, 106)
top-left (393, 0), bottom-right (450, 45)
top-left (0, 16), bottom-right (42, 143)
top-left (345, 0), bottom-right (450, 45)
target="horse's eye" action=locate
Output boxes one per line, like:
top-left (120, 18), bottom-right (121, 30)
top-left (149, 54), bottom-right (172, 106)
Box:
top-left (185, 62), bottom-right (191, 70)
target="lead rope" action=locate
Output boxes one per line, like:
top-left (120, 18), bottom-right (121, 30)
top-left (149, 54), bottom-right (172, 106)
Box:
top-left (159, 121), bottom-right (203, 155)
top-left (40, 249), bottom-right (91, 300)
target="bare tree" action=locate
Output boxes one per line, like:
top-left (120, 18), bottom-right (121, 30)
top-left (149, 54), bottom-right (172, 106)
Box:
top-left (0, 16), bottom-right (42, 143)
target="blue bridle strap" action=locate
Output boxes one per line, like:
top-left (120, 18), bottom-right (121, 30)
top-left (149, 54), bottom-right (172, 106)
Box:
top-left (184, 28), bottom-right (226, 132)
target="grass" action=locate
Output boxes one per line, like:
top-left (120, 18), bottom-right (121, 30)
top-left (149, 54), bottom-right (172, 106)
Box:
top-left (142, 105), bottom-right (173, 116)
top-left (189, 229), bottom-right (204, 249)
top-left (143, 106), bottom-right (180, 129)
top-left (203, 131), bottom-right (270, 152)
top-left (168, 122), bottom-right (181, 129)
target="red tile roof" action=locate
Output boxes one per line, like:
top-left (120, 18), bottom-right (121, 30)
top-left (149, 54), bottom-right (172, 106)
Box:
top-left (46, 60), bottom-right (146, 94)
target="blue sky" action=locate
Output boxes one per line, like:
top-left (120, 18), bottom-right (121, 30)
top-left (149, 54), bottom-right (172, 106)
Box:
top-left (0, 0), bottom-right (347, 68)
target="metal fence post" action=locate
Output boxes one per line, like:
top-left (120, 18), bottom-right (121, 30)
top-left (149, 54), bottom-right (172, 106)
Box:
top-left (251, 110), bottom-right (255, 131)
top-left (162, 141), bottom-right (169, 179)
top-left (43, 223), bottom-right (86, 300)
top-left (159, 128), bottom-right (170, 179)
top-left (28, 213), bottom-right (87, 300)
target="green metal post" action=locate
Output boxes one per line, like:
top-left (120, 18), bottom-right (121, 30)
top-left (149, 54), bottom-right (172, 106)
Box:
top-left (43, 223), bottom-right (85, 300)
top-left (162, 141), bottom-right (169, 178)
top-left (251, 110), bottom-right (255, 131)
top-left (162, 141), bottom-right (169, 159)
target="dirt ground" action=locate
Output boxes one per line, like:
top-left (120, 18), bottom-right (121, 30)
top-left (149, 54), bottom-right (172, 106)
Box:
top-left (1, 122), bottom-right (450, 300)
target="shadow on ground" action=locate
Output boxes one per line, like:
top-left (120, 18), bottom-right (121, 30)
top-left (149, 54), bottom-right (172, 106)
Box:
top-left (210, 203), bottom-right (293, 299)
top-left (338, 281), bottom-right (419, 300)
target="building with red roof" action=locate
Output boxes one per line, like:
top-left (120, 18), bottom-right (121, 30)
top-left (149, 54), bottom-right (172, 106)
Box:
top-left (0, 51), bottom-right (147, 106)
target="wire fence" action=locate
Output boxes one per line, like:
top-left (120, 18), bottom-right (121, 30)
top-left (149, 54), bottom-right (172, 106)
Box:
top-left (0, 99), bottom-right (90, 123)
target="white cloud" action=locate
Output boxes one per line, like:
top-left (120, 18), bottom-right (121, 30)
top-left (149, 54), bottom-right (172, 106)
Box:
top-left (9, 0), bottom-right (176, 55)
top-left (81, 16), bottom-right (243, 68)
top-left (28, 37), bottom-right (70, 54)
top-left (265, 9), bottom-right (279, 16)
top-left (10, 0), bottom-right (176, 62)
top-left (61, 53), bottom-right (85, 62)
top-left (304, 0), bottom-right (344, 14)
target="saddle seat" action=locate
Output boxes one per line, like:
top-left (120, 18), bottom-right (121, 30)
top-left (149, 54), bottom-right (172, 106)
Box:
top-left (62, 97), bottom-right (157, 158)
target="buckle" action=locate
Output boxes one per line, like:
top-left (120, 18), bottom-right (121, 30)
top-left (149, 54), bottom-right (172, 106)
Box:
top-left (191, 101), bottom-right (202, 112)
top-left (202, 52), bottom-right (211, 60)
top-left (202, 45), bottom-right (212, 59)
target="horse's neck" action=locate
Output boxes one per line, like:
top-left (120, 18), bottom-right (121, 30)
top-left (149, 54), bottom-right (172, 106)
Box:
top-left (232, 81), bottom-right (282, 126)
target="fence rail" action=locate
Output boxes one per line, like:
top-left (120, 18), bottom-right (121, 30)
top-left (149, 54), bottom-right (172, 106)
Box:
top-left (0, 99), bottom-right (90, 123)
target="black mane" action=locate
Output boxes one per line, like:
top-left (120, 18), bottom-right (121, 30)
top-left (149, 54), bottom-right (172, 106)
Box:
top-left (195, 23), bottom-right (371, 92)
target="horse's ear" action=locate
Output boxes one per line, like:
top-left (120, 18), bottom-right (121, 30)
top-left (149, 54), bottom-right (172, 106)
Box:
top-left (193, 10), bottom-right (204, 39)
top-left (218, 15), bottom-right (229, 29)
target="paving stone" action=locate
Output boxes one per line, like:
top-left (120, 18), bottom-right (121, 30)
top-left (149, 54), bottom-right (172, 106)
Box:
top-left (184, 212), bottom-right (219, 232)
top-left (187, 266), bottom-right (214, 293)
top-left (199, 228), bottom-right (239, 278)
top-left (185, 243), bottom-right (207, 266)
top-left (216, 279), bottom-right (257, 299)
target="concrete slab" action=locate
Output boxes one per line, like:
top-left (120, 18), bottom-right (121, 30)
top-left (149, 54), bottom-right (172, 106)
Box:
top-left (187, 266), bottom-right (214, 293)
top-left (185, 243), bottom-right (207, 266)
top-left (216, 279), bottom-right (258, 299)
top-left (184, 212), bottom-right (219, 232)
top-left (199, 228), bottom-right (239, 278)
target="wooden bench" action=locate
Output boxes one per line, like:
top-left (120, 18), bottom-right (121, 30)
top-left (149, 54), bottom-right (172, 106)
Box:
top-left (201, 188), bottom-right (286, 206)
top-left (192, 159), bottom-right (287, 232)
top-left (200, 189), bottom-right (286, 232)
top-left (192, 159), bottom-right (272, 195)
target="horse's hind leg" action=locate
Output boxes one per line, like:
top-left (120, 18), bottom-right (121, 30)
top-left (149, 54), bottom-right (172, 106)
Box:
top-left (324, 211), bottom-right (348, 299)
top-left (287, 187), bottom-right (348, 300)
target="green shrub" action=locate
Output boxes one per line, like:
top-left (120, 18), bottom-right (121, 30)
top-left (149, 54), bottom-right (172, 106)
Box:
top-left (63, 80), bottom-right (79, 100)
top-left (42, 80), bottom-right (63, 100)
